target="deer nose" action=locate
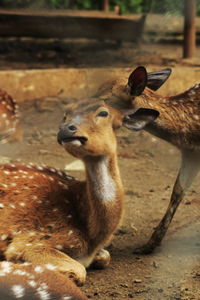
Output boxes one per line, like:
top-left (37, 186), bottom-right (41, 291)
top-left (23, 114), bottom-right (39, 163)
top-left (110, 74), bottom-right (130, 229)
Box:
top-left (57, 123), bottom-right (77, 144)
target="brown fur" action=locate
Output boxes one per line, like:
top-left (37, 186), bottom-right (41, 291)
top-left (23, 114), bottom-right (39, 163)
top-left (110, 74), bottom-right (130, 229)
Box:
top-left (96, 69), bottom-right (200, 253)
top-left (0, 261), bottom-right (87, 299)
top-left (0, 89), bottom-right (22, 143)
top-left (0, 101), bottom-right (124, 285)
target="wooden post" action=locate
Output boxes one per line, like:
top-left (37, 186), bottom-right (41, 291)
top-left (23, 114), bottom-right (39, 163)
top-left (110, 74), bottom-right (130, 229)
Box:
top-left (102, 0), bottom-right (109, 12)
top-left (183, 0), bottom-right (196, 58)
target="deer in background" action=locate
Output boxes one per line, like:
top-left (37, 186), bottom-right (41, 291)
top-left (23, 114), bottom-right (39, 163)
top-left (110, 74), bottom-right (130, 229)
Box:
top-left (0, 261), bottom-right (87, 300)
top-left (95, 65), bottom-right (200, 254)
top-left (0, 89), bottom-right (21, 143)
top-left (0, 99), bottom-right (157, 289)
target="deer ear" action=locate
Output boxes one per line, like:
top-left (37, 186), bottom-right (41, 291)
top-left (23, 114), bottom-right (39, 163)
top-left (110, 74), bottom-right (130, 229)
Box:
top-left (128, 66), bottom-right (147, 96)
top-left (123, 108), bottom-right (159, 131)
top-left (147, 68), bottom-right (172, 91)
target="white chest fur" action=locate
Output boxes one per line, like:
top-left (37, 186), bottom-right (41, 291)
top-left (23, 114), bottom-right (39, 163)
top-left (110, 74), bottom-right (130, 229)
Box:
top-left (86, 156), bottom-right (116, 202)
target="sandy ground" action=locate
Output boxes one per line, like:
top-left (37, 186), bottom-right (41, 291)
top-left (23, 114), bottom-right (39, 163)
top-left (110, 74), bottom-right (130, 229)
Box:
top-left (0, 88), bottom-right (199, 300)
top-left (0, 37), bottom-right (200, 299)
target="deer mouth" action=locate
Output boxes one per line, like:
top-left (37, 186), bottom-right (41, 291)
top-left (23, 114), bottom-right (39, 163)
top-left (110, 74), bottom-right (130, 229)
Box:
top-left (60, 136), bottom-right (88, 145)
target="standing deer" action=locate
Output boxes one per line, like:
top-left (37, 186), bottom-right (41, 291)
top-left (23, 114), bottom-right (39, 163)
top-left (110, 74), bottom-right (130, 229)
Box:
top-left (95, 65), bottom-right (200, 254)
top-left (0, 99), bottom-right (156, 289)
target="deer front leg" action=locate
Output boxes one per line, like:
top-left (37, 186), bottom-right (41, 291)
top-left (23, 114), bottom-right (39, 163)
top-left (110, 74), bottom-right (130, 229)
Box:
top-left (134, 149), bottom-right (200, 254)
top-left (5, 235), bottom-right (86, 286)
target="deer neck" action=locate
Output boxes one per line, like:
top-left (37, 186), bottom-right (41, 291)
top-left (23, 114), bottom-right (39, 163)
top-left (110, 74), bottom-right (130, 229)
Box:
top-left (83, 153), bottom-right (123, 244)
top-left (133, 90), bottom-right (179, 145)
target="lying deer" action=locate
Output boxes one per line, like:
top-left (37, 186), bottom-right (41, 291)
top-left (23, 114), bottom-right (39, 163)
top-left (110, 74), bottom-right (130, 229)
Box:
top-left (0, 99), bottom-right (157, 287)
top-left (0, 261), bottom-right (87, 300)
top-left (95, 65), bottom-right (200, 254)
top-left (0, 92), bottom-right (86, 299)
top-left (0, 89), bottom-right (21, 143)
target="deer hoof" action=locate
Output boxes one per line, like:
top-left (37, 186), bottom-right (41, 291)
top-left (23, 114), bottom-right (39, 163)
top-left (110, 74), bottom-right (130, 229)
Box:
top-left (133, 244), bottom-right (155, 255)
top-left (59, 263), bottom-right (86, 286)
top-left (90, 249), bottom-right (111, 269)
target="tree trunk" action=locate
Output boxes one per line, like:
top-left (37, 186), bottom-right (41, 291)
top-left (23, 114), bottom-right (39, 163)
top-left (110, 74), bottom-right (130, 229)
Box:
top-left (183, 0), bottom-right (196, 58)
top-left (102, 0), bottom-right (109, 12)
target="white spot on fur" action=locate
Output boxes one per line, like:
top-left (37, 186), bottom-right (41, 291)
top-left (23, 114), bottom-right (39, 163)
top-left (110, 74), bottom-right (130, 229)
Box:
top-left (12, 230), bottom-right (21, 235)
top-left (193, 114), bottom-right (199, 120)
top-left (1, 234), bottom-right (8, 240)
top-left (1, 261), bottom-right (12, 273)
top-left (19, 202), bottom-right (25, 207)
top-left (28, 280), bottom-right (37, 288)
top-left (24, 186), bottom-right (30, 190)
top-left (37, 287), bottom-right (50, 300)
top-left (36, 166), bottom-right (43, 171)
top-left (3, 170), bottom-right (10, 175)
top-left (21, 262), bottom-right (31, 266)
top-left (11, 183), bottom-right (17, 187)
top-left (45, 264), bottom-right (57, 271)
top-left (58, 181), bottom-right (64, 186)
top-left (55, 245), bottom-right (63, 250)
top-left (34, 266), bottom-right (44, 273)
top-left (40, 283), bottom-right (48, 290)
top-left (9, 204), bottom-right (16, 209)
top-left (13, 270), bottom-right (27, 276)
top-left (1, 183), bottom-right (8, 188)
top-left (31, 195), bottom-right (38, 200)
top-left (14, 190), bottom-right (20, 194)
top-left (6, 105), bottom-right (12, 111)
top-left (28, 232), bottom-right (36, 236)
top-left (2, 113), bottom-right (7, 118)
top-left (0, 203), bottom-right (4, 208)
top-left (62, 297), bottom-right (72, 300)
top-left (194, 83), bottom-right (200, 89)
top-left (11, 285), bottom-right (25, 298)
top-left (68, 230), bottom-right (73, 236)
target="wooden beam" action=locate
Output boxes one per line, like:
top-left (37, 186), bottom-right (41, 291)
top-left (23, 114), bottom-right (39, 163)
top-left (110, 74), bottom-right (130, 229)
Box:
top-left (0, 11), bottom-right (146, 43)
top-left (183, 0), bottom-right (196, 58)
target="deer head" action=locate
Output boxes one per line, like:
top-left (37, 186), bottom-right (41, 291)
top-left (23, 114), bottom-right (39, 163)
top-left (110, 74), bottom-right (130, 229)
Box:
top-left (57, 100), bottom-right (124, 159)
top-left (96, 66), bottom-right (171, 131)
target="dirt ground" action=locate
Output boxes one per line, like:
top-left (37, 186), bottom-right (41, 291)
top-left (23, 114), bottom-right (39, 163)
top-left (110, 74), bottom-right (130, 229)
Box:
top-left (0, 38), bottom-right (200, 300)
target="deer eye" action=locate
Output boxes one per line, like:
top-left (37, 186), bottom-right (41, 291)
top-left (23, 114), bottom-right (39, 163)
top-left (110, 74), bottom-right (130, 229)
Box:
top-left (63, 114), bottom-right (67, 122)
top-left (97, 111), bottom-right (109, 117)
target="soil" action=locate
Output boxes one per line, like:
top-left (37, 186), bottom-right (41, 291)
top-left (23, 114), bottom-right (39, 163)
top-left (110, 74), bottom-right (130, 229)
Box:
top-left (0, 34), bottom-right (200, 299)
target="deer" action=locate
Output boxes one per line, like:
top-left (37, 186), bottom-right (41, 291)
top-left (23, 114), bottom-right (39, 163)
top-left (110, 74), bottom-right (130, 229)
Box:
top-left (0, 261), bottom-right (88, 300)
top-left (0, 98), bottom-right (158, 290)
top-left (94, 65), bottom-right (200, 254)
top-left (0, 91), bottom-right (87, 299)
top-left (0, 88), bottom-right (21, 143)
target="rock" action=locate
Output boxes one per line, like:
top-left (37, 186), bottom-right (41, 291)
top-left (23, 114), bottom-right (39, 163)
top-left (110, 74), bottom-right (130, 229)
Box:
top-left (133, 279), bottom-right (142, 283)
